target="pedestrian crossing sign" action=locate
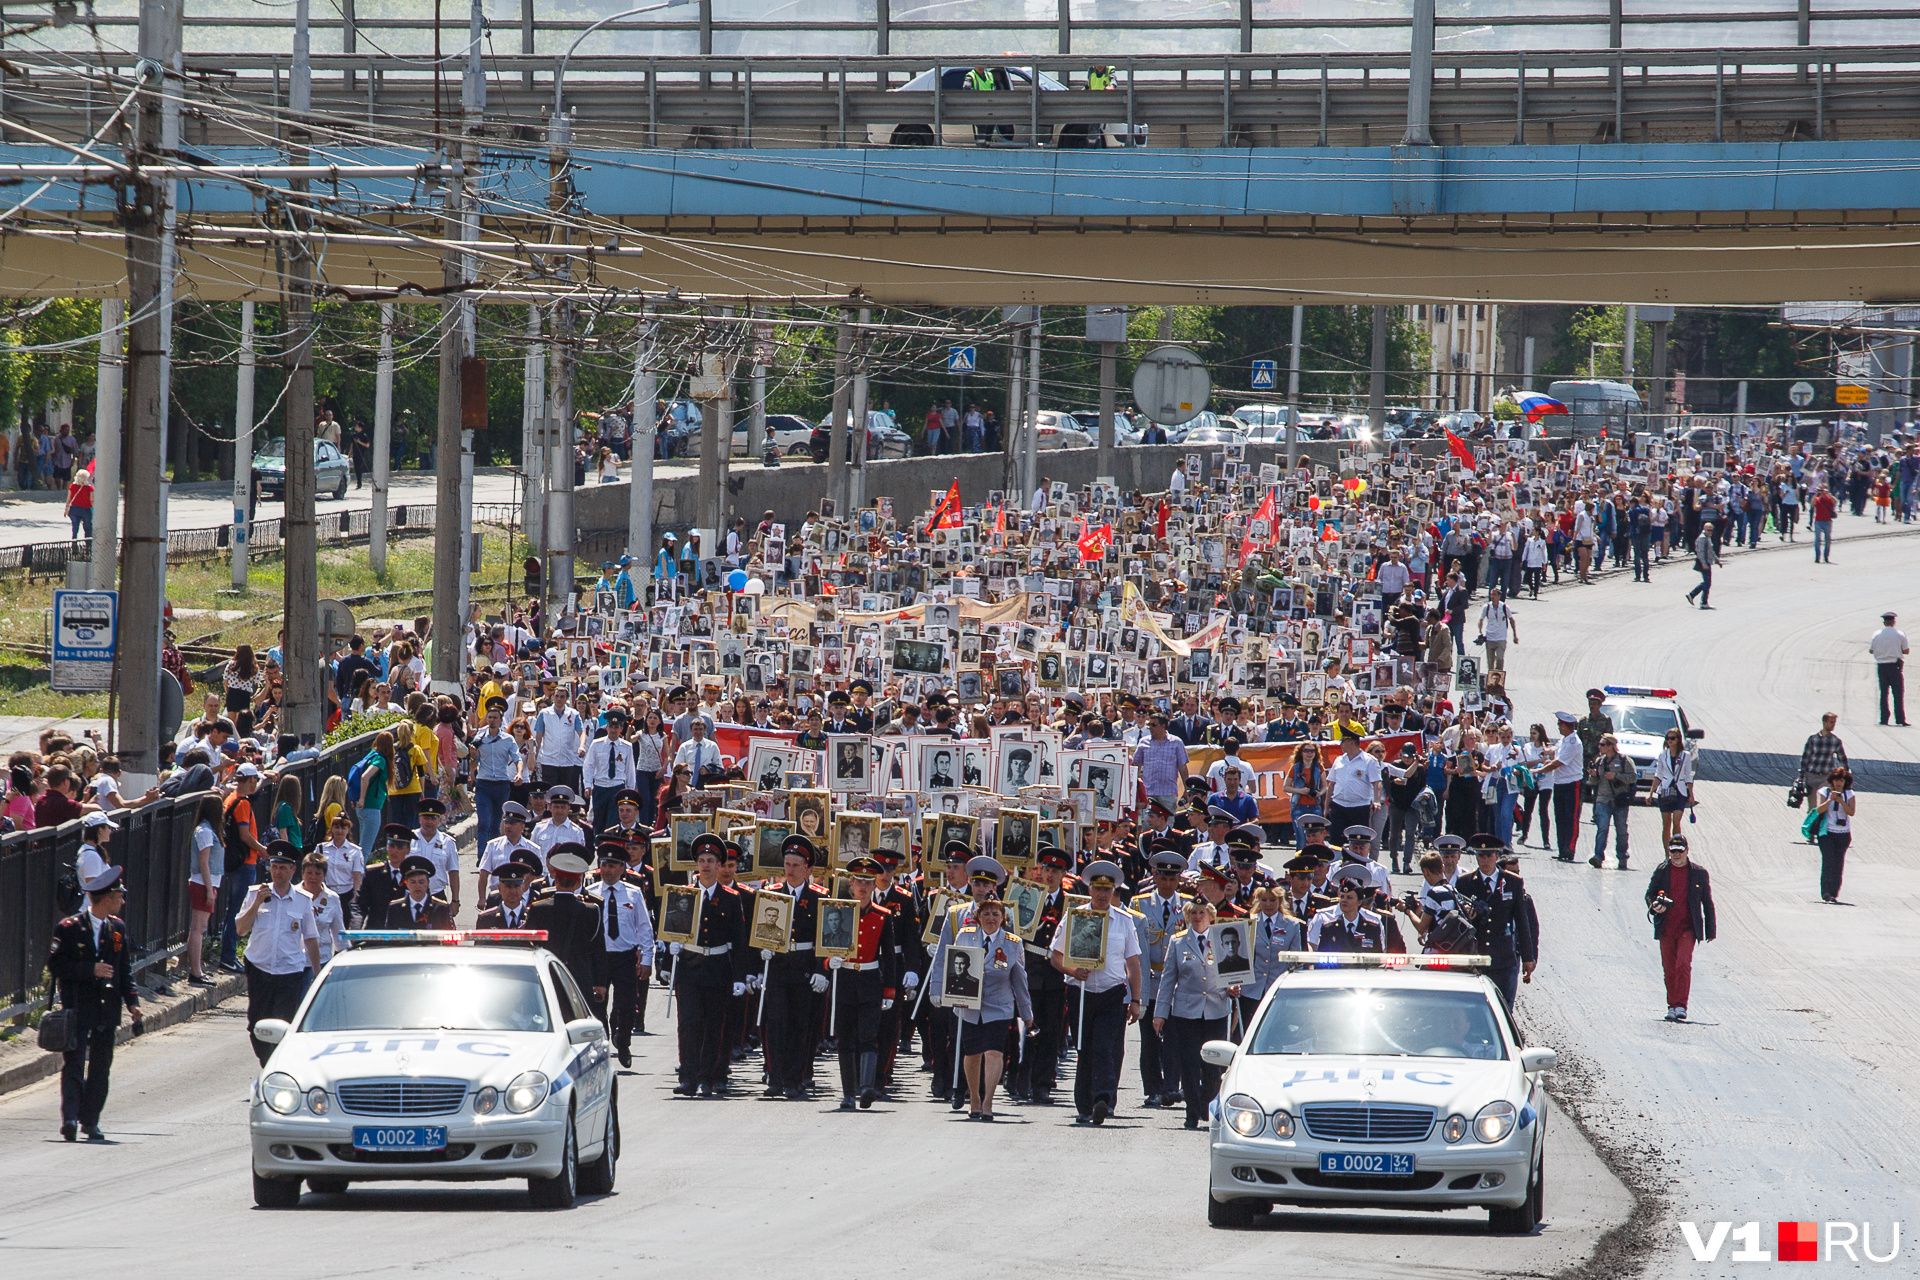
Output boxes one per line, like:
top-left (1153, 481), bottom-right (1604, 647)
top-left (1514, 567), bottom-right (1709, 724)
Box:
top-left (949, 346), bottom-right (977, 373)
top-left (1251, 360), bottom-right (1277, 390)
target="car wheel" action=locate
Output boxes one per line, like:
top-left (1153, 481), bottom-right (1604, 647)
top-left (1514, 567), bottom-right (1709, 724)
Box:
top-left (333, 475), bottom-right (348, 501)
top-left (1489, 1152), bottom-right (1543, 1234)
top-left (1207, 1191), bottom-right (1258, 1229)
top-left (785, 443), bottom-right (810, 458)
top-left (252, 1169), bottom-right (302, 1209)
top-left (527, 1111), bottom-right (578, 1209)
top-left (890, 124), bottom-right (935, 146)
top-left (306, 1177), bottom-right (349, 1195)
top-left (578, 1085), bottom-right (619, 1196)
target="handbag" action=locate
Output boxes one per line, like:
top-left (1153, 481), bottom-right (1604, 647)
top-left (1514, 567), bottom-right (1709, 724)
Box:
top-left (1786, 780), bottom-right (1805, 809)
top-left (1801, 809), bottom-right (1825, 841)
top-left (37, 1003), bottom-right (75, 1053)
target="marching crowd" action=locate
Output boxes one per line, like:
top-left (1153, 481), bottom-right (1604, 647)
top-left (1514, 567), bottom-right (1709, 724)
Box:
top-left (28, 419), bottom-right (1915, 1138)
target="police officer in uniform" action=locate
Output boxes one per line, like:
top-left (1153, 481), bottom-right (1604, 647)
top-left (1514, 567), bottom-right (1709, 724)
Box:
top-left (357, 825), bottom-right (411, 929)
top-left (1187, 806), bottom-right (1237, 873)
top-left (672, 833), bottom-right (750, 1097)
top-left (824, 688), bottom-right (857, 735)
top-left (1281, 852), bottom-right (1332, 921)
top-left (831, 856), bottom-right (899, 1110)
top-left (1340, 825), bottom-right (1395, 895)
top-left (1226, 826), bottom-right (1273, 909)
top-left (587, 842), bottom-right (655, 1067)
top-left (475, 850), bottom-right (541, 929)
top-left (477, 802), bottom-right (542, 905)
top-left (1455, 833), bottom-right (1538, 1007)
top-left (918, 840), bottom-right (973, 1097)
top-left (759, 834), bottom-right (829, 1100)
top-left (48, 866), bottom-right (143, 1141)
top-left (1133, 848), bottom-right (1188, 1108)
top-left (1307, 871), bottom-right (1389, 951)
top-left (1052, 860), bottom-right (1144, 1126)
top-left (846, 679), bottom-right (876, 733)
top-left (382, 853), bottom-right (455, 930)
top-left (527, 846), bottom-right (609, 1010)
top-left (1013, 845), bottom-right (1075, 1105)
top-left (410, 798), bottom-right (460, 913)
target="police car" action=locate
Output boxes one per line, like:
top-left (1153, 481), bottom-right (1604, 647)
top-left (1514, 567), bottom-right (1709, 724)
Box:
top-left (1597, 685), bottom-right (1705, 791)
top-left (248, 931), bottom-right (617, 1209)
top-left (1203, 955), bottom-right (1554, 1232)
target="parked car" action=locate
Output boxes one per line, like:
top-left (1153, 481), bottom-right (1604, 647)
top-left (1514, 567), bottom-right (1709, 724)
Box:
top-left (1183, 422), bottom-right (1247, 446)
top-left (807, 415), bottom-right (913, 463)
top-left (1230, 404), bottom-right (1299, 442)
top-left (728, 413), bottom-right (815, 457)
top-left (867, 66), bottom-right (1147, 149)
top-left (1068, 409), bottom-right (1137, 439)
top-left (252, 438), bottom-right (350, 501)
top-left (1028, 410), bottom-right (1093, 450)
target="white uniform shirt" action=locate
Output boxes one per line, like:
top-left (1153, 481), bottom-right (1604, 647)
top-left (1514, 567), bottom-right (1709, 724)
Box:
top-left (1326, 751), bottom-right (1384, 808)
top-left (306, 885), bottom-right (348, 963)
top-left (532, 817), bottom-right (587, 863)
top-left (410, 829), bottom-right (459, 896)
top-left (583, 735), bottom-right (638, 793)
top-left (480, 835), bottom-right (544, 875)
top-left (1548, 731), bottom-right (1584, 787)
top-left (317, 839), bottom-right (364, 897)
top-left (1869, 625), bottom-right (1909, 664)
top-left (244, 883), bottom-right (319, 975)
top-left (1051, 903), bottom-right (1143, 995)
top-left (533, 706), bottom-right (586, 767)
top-left (591, 881), bottom-right (656, 955)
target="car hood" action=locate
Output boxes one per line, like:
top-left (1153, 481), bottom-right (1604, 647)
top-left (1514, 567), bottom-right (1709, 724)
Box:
top-left (252, 456), bottom-right (286, 471)
top-left (271, 1030), bottom-right (556, 1085)
top-left (1234, 1054), bottom-right (1518, 1116)
top-left (1616, 734), bottom-right (1664, 759)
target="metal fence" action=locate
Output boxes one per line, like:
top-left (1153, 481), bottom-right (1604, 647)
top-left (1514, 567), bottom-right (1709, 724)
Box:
top-left (0, 727), bottom-right (379, 1021)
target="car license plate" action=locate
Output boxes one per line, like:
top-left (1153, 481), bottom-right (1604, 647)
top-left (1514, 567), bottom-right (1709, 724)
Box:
top-left (352, 1126), bottom-right (447, 1153)
top-left (1320, 1151), bottom-right (1415, 1177)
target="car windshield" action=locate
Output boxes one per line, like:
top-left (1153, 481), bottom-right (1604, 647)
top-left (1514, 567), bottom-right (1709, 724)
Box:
top-left (1248, 987), bottom-right (1507, 1059)
top-left (1603, 703), bottom-right (1680, 737)
top-left (298, 962), bottom-right (552, 1033)
top-left (256, 440), bottom-right (286, 459)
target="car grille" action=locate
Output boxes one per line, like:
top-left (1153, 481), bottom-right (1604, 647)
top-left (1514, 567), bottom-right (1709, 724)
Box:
top-left (335, 1078), bottom-right (468, 1117)
top-left (1293, 1168), bottom-right (1445, 1192)
top-left (328, 1144), bottom-right (475, 1164)
top-left (1301, 1103), bottom-right (1436, 1143)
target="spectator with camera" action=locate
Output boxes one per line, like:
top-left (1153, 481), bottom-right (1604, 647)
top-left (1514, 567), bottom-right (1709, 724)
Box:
top-left (1646, 834), bottom-right (1716, 1022)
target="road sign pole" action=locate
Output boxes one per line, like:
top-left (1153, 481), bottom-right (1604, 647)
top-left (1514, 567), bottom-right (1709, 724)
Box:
top-left (1287, 304), bottom-right (1304, 473)
top-left (1097, 341), bottom-right (1116, 482)
top-left (231, 299), bottom-right (255, 591)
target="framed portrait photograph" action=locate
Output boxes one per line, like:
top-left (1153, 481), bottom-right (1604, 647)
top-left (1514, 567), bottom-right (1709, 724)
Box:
top-left (827, 734), bottom-right (873, 792)
top-left (940, 944), bottom-right (986, 1011)
top-left (1082, 761), bottom-right (1123, 822)
top-left (1064, 906), bottom-right (1109, 972)
top-left (1003, 877), bottom-right (1047, 941)
top-left (671, 814), bottom-right (711, 872)
top-left (920, 889), bottom-right (959, 947)
top-left (749, 889), bottom-right (795, 953)
top-left (657, 883), bottom-right (703, 945)
top-left (816, 898), bottom-right (860, 959)
top-left (997, 743), bottom-right (1039, 797)
top-left (753, 818), bottom-right (794, 877)
top-left (1210, 919), bottom-right (1254, 983)
top-left (916, 738), bottom-right (961, 792)
top-left (879, 817), bottom-right (911, 861)
top-left (832, 811), bottom-right (880, 869)
top-left (788, 789), bottom-right (831, 846)
top-left (995, 665), bottom-right (1026, 699)
top-left (995, 807), bottom-right (1038, 866)
top-left (1036, 647), bottom-right (1064, 690)
top-left (891, 636), bottom-right (947, 676)
top-left (936, 813), bottom-right (979, 861)
top-left (748, 740), bottom-right (800, 794)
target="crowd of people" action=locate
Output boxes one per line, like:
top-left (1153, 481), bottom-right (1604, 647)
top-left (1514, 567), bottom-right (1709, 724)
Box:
top-left (28, 418), bottom-right (1915, 1135)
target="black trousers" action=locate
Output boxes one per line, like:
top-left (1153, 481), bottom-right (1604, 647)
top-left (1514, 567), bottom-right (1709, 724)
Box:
top-left (1818, 831), bottom-right (1852, 900)
top-left (1137, 996), bottom-right (1168, 1098)
top-left (762, 976), bottom-right (819, 1091)
top-left (1552, 782), bottom-right (1582, 858)
top-left (1326, 802), bottom-right (1372, 846)
top-left (1073, 986), bottom-right (1129, 1118)
top-left (1021, 971), bottom-right (1067, 1095)
top-left (834, 970), bottom-right (884, 1097)
top-left (246, 962), bottom-right (310, 1065)
top-left (921, 998), bottom-right (956, 1093)
top-left (596, 951), bottom-right (639, 1054)
top-left (1879, 660), bottom-right (1906, 724)
top-left (1487, 961), bottom-right (1520, 1009)
top-left (1164, 1014), bottom-right (1228, 1124)
top-left (677, 979), bottom-right (732, 1087)
top-left (60, 1011), bottom-right (117, 1127)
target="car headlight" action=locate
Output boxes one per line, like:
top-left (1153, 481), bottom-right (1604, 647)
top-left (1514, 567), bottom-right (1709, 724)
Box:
top-left (1221, 1093), bottom-right (1264, 1138)
top-left (1474, 1100), bottom-right (1517, 1143)
top-left (262, 1073), bottom-right (302, 1115)
top-left (1269, 1108), bottom-right (1295, 1139)
top-left (505, 1070), bottom-right (549, 1114)
top-left (474, 1086), bottom-right (500, 1115)
top-left (305, 1087), bottom-right (330, 1116)
top-left (1443, 1113), bottom-right (1469, 1143)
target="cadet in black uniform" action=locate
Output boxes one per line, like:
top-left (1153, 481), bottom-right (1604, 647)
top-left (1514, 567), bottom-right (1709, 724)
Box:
top-left (47, 867), bottom-right (143, 1141)
top-left (1455, 833), bottom-right (1538, 1007)
top-left (758, 834), bottom-right (828, 1099)
top-left (356, 825), bottom-right (412, 930)
top-left (383, 853), bottom-right (455, 929)
top-left (672, 833), bottom-right (750, 1097)
top-left (846, 679), bottom-right (876, 733)
top-left (475, 851), bottom-right (541, 928)
top-left (1281, 853), bottom-right (1333, 922)
top-left (526, 846), bottom-right (610, 1009)
top-left (824, 688), bottom-right (856, 735)
top-left (870, 847), bottom-right (921, 1091)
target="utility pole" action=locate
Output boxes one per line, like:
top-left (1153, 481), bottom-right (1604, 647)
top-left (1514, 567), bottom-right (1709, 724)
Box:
top-left (629, 311), bottom-right (656, 573)
top-left (1286, 303), bottom-right (1304, 472)
top-left (280, 0), bottom-right (322, 742)
top-left (370, 303), bottom-right (394, 573)
top-left (454, 0), bottom-right (484, 653)
top-left (745, 306), bottom-right (767, 461)
top-left (1023, 314), bottom-right (1041, 503)
top-left (230, 299), bottom-right (255, 590)
top-left (116, 0), bottom-right (179, 793)
top-left (849, 307), bottom-right (871, 513)
top-left (521, 305), bottom-right (544, 591)
top-left (1403, 0), bottom-right (1435, 146)
top-left (1002, 322), bottom-right (1024, 496)
top-left (1623, 304), bottom-right (1637, 386)
top-left (90, 298), bottom-right (123, 591)
top-left (826, 313), bottom-right (851, 514)
top-left (1096, 340), bottom-right (1116, 480)
top-left (1367, 304), bottom-right (1388, 447)
top-left (543, 110), bottom-right (576, 624)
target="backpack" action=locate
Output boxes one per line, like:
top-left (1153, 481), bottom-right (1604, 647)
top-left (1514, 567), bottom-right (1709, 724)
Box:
top-left (346, 754), bottom-right (369, 802)
top-left (391, 741), bottom-right (415, 790)
top-left (222, 798), bottom-right (253, 874)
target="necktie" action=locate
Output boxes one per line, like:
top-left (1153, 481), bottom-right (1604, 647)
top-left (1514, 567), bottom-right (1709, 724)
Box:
top-left (606, 893), bottom-right (619, 942)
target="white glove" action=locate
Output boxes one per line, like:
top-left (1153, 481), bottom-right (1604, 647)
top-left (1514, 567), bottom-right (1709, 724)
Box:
top-left (731, 982), bottom-right (746, 998)
top-left (882, 998), bottom-right (895, 1011)
top-left (760, 948), bottom-right (774, 961)
top-left (828, 956), bottom-right (844, 970)
top-left (746, 974), bottom-right (762, 993)
top-left (809, 973), bottom-right (829, 994)
top-left (903, 971), bottom-right (920, 989)
top-left (668, 942), bottom-right (682, 956)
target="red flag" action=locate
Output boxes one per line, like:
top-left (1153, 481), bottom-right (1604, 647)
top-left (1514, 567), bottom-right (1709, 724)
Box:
top-left (925, 480), bottom-right (963, 534)
top-left (1445, 429), bottom-right (1478, 469)
top-left (1077, 522), bottom-right (1112, 562)
top-left (1238, 488), bottom-right (1278, 563)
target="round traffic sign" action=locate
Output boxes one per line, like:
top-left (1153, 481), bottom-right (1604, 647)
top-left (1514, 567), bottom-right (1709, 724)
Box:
top-left (1789, 380), bottom-right (1815, 408)
top-left (316, 598), bottom-right (357, 656)
top-left (1131, 345), bottom-right (1212, 427)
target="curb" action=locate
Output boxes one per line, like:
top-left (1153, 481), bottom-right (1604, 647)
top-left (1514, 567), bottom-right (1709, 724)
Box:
top-left (0, 970), bottom-right (247, 1099)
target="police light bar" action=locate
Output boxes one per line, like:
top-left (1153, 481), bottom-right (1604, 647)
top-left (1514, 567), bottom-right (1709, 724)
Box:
top-left (1603, 685), bottom-right (1677, 698)
top-left (1272, 952), bottom-right (1491, 969)
top-left (341, 930), bottom-right (550, 946)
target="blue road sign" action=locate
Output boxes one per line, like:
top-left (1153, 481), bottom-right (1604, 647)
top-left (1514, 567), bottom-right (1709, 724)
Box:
top-left (1250, 360), bottom-right (1278, 390)
top-left (51, 589), bottom-right (117, 693)
top-left (948, 346), bottom-right (977, 373)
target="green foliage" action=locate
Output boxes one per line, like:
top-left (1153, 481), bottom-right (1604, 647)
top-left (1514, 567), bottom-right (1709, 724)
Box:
top-left (0, 298), bottom-right (105, 428)
top-left (323, 708), bottom-right (409, 749)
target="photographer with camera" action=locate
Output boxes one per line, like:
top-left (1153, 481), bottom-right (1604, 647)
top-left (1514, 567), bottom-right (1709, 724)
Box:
top-left (1397, 851), bottom-right (1479, 955)
top-left (1646, 834), bottom-right (1716, 1022)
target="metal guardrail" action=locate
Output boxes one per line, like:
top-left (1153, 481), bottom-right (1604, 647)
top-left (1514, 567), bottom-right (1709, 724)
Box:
top-left (0, 727), bottom-right (379, 1021)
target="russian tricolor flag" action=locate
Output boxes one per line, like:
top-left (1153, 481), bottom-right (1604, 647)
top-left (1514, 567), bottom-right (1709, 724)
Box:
top-left (1515, 394), bottom-right (1570, 423)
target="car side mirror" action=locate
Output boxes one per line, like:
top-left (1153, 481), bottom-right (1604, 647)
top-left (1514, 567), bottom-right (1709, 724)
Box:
top-left (1685, 728), bottom-right (1705, 740)
top-left (254, 1019), bottom-right (290, 1045)
top-left (567, 1018), bottom-right (606, 1046)
top-left (1200, 1040), bottom-right (1239, 1068)
top-left (1520, 1046), bottom-right (1557, 1073)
